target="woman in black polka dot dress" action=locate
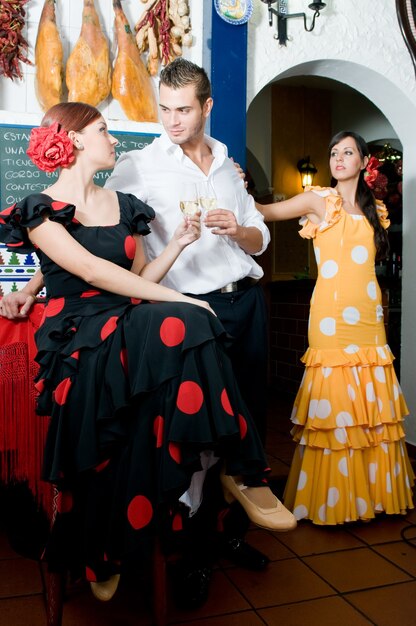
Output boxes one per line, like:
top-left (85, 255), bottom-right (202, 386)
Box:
top-left (0, 103), bottom-right (295, 600)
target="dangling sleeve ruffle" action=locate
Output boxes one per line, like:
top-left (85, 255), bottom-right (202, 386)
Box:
top-left (0, 194), bottom-right (75, 253)
top-left (298, 186), bottom-right (343, 240)
top-left (122, 193), bottom-right (156, 237)
top-left (376, 199), bottom-right (390, 230)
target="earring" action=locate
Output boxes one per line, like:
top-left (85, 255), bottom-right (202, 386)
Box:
top-left (77, 142), bottom-right (84, 150)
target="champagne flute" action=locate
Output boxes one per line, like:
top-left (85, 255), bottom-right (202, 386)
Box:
top-left (197, 181), bottom-right (217, 214)
top-left (179, 183), bottom-right (200, 216)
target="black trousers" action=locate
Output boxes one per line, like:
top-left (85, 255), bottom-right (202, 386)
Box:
top-left (183, 284), bottom-right (269, 554)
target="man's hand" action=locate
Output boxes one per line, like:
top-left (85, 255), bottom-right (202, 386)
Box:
top-left (204, 208), bottom-right (239, 238)
top-left (173, 212), bottom-right (202, 248)
top-left (0, 292), bottom-right (36, 319)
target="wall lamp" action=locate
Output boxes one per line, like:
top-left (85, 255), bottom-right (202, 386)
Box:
top-left (260, 0), bottom-right (327, 45)
top-left (297, 157), bottom-right (317, 188)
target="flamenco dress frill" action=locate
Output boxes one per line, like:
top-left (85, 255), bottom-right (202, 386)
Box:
top-left (283, 187), bottom-right (414, 525)
top-left (0, 192), bottom-right (269, 581)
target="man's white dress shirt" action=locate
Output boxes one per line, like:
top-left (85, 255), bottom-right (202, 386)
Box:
top-left (106, 132), bottom-right (270, 294)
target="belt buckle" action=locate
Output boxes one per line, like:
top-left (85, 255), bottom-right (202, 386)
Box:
top-left (221, 282), bottom-right (237, 293)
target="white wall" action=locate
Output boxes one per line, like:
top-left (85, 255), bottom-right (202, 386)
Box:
top-left (247, 0), bottom-right (416, 444)
top-left (0, 0), bottom-right (203, 131)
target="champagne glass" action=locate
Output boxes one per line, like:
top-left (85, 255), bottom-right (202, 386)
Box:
top-left (179, 183), bottom-right (200, 216)
top-left (197, 181), bottom-right (217, 214)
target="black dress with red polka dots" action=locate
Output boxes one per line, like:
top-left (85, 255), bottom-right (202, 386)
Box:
top-left (0, 193), bottom-right (269, 581)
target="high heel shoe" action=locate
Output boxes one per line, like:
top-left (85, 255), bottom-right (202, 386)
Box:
top-left (90, 574), bottom-right (120, 601)
top-left (220, 473), bottom-right (297, 532)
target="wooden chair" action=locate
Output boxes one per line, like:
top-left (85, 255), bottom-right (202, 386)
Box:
top-left (0, 306), bottom-right (169, 626)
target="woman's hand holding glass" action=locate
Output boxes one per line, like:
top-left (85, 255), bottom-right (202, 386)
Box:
top-left (173, 211), bottom-right (202, 248)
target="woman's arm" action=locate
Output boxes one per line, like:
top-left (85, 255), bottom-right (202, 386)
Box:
top-left (28, 218), bottom-right (213, 311)
top-left (0, 270), bottom-right (44, 319)
top-left (131, 213), bottom-right (201, 283)
top-left (256, 190), bottom-right (326, 223)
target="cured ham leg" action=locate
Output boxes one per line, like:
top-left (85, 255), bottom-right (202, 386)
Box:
top-left (111, 0), bottom-right (158, 122)
top-left (66, 0), bottom-right (111, 106)
top-left (35, 0), bottom-right (63, 111)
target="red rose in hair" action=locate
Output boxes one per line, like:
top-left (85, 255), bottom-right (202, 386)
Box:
top-left (27, 122), bottom-right (75, 173)
top-left (363, 156), bottom-right (381, 189)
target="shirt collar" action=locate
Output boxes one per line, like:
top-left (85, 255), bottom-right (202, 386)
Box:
top-left (158, 131), bottom-right (227, 165)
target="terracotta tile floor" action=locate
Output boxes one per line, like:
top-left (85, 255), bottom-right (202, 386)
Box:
top-left (1, 395), bottom-right (416, 626)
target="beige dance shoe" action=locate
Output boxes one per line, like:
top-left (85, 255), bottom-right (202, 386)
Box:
top-left (90, 574), bottom-right (120, 601)
top-left (221, 473), bottom-right (297, 532)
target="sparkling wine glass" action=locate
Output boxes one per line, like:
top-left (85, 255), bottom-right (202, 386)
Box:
top-left (179, 183), bottom-right (200, 216)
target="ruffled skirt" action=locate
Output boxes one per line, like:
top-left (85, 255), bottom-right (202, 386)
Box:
top-left (283, 345), bottom-right (415, 525)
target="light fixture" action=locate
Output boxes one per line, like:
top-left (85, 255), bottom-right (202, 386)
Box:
top-left (260, 0), bottom-right (327, 45)
top-left (297, 157), bottom-right (317, 188)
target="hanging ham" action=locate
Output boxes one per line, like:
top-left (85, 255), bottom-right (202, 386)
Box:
top-left (66, 0), bottom-right (111, 106)
top-left (111, 0), bottom-right (158, 122)
top-left (35, 0), bottom-right (63, 111)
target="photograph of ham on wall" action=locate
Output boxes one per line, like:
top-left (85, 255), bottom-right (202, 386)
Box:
top-left (0, 0), bottom-right (194, 124)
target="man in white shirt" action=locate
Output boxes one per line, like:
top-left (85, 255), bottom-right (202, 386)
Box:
top-left (105, 59), bottom-right (272, 603)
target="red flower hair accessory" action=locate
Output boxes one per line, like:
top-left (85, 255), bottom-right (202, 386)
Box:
top-left (363, 156), bottom-right (381, 189)
top-left (27, 122), bottom-right (75, 173)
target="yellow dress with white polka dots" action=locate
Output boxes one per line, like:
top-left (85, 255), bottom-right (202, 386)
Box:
top-left (283, 187), bottom-right (414, 525)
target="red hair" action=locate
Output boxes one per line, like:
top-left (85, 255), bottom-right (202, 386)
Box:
top-left (41, 102), bottom-right (101, 133)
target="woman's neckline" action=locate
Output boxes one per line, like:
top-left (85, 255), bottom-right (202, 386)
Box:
top-left (40, 190), bottom-right (122, 227)
top-left (331, 187), bottom-right (365, 216)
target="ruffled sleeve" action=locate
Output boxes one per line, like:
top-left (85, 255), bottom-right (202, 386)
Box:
top-left (376, 199), bottom-right (390, 230)
top-left (0, 194), bottom-right (75, 253)
top-left (298, 186), bottom-right (342, 239)
top-left (120, 192), bottom-right (155, 236)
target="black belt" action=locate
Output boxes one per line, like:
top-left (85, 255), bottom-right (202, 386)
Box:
top-left (210, 277), bottom-right (259, 294)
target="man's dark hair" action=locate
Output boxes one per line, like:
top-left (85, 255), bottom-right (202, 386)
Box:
top-left (159, 58), bottom-right (211, 107)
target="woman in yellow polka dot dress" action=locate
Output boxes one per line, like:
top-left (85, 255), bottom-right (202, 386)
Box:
top-left (259, 131), bottom-right (414, 524)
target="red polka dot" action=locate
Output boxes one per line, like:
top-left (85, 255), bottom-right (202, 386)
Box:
top-left (221, 389), bottom-right (233, 415)
top-left (176, 381), bottom-right (204, 414)
top-left (72, 217), bottom-right (80, 224)
top-left (0, 204), bottom-right (16, 217)
top-left (80, 290), bottom-right (100, 298)
top-left (7, 241), bottom-right (24, 247)
top-left (54, 377), bottom-right (72, 405)
top-left (124, 235), bottom-right (136, 260)
top-left (100, 316), bottom-right (118, 340)
top-left (70, 350), bottom-right (80, 360)
top-left (127, 495), bottom-right (153, 530)
top-left (120, 348), bottom-right (128, 373)
top-left (153, 415), bottom-right (164, 448)
top-left (94, 459), bottom-right (110, 472)
top-left (169, 442), bottom-right (181, 463)
top-left (160, 317), bottom-right (186, 347)
top-left (35, 378), bottom-right (45, 393)
top-left (85, 566), bottom-right (97, 582)
top-left (172, 513), bottom-right (183, 531)
top-left (130, 298), bottom-right (142, 305)
top-left (57, 491), bottom-right (73, 513)
top-left (45, 297), bottom-right (65, 317)
top-left (51, 201), bottom-right (70, 212)
top-left (238, 414), bottom-right (248, 439)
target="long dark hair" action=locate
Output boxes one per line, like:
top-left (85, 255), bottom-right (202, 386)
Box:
top-left (329, 131), bottom-right (389, 260)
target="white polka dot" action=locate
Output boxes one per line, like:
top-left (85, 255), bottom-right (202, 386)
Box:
top-left (369, 463), bottom-right (378, 484)
top-left (376, 346), bottom-right (387, 360)
top-left (351, 245), bottom-right (368, 264)
top-left (376, 305), bottom-right (384, 321)
top-left (389, 400), bottom-right (396, 418)
top-left (406, 475), bottom-right (410, 488)
top-left (367, 281), bottom-right (377, 300)
top-left (308, 399), bottom-right (318, 418)
top-left (393, 384), bottom-right (399, 400)
top-left (352, 367), bottom-right (360, 386)
top-left (375, 502), bottom-right (383, 512)
top-left (318, 504), bottom-right (327, 522)
top-left (299, 446), bottom-right (305, 459)
top-left (319, 317), bottom-right (336, 336)
top-left (366, 382), bottom-right (376, 402)
top-left (291, 405), bottom-right (298, 421)
top-left (343, 307), bottom-right (360, 325)
top-left (386, 472), bottom-right (392, 493)
top-left (308, 381), bottom-right (312, 393)
top-left (322, 367), bottom-right (332, 378)
top-left (349, 449), bottom-right (354, 457)
top-left (375, 424), bottom-right (384, 435)
top-left (334, 428), bottom-right (347, 444)
top-left (315, 400), bottom-right (332, 419)
top-left (293, 505), bottom-right (308, 520)
top-left (338, 457), bottom-right (348, 477)
top-left (380, 442), bottom-right (388, 454)
top-left (344, 344), bottom-right (360, 354)
top-left (314, 247), bottom-right (320, 265)
top-left (299, 436), bottom-right (307, 445)
top-left (375, 367), bottom-right (386, 383)
top-left (351, 214), bottom-right (364, 221)
top-left (377, 397), bottom-right (383, 413)
top-left (356, 497), bottom-right (368, 516)
top-left (321, 260), bottom-right (339, 279)
top-left (297, 471), bottom-right (307, 490)
top-left (327, 487), bottom-right (340, 507)
top-left (348, 385), bottom-right (356, 401)
top-left (323, 448), bottom-right (331, 455)
top-left (394, 462), bottom-right (401, 477)
top-left (336, 411), bottom-right (354, 427)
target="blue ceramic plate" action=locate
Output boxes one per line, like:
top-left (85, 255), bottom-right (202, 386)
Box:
top-left (214, 0), bottom-right (253, 25)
